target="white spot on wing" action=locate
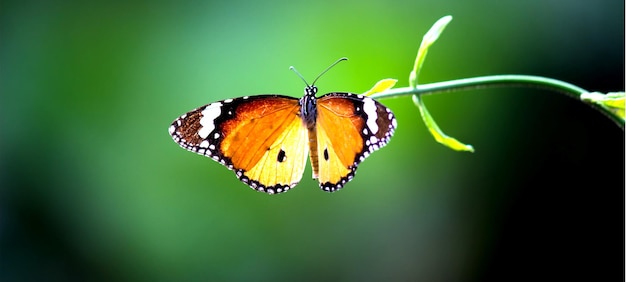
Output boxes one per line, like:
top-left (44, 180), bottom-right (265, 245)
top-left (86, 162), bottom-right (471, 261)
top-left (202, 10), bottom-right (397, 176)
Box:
top-left (199, 140), bottom-right (210, 148)
top-left (363, 98), bottom-right (379, 134)
top-left (199, 103), bottom-right (222, 138)
top-left (369, 136), bottom-right (379, 144)
top-left (198, 127), bottom-right (211, 139)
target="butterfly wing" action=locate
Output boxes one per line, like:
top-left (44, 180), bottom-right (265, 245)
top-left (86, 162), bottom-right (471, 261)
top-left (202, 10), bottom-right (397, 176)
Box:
top-left (313, 93), bottom-right (397, 192)
top-left (169, 95), bottom-right (309, 194)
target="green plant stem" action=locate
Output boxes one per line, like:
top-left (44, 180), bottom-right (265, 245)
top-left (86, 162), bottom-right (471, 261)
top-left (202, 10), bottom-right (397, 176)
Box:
top-left (370, 74), bottom-right (624, 128)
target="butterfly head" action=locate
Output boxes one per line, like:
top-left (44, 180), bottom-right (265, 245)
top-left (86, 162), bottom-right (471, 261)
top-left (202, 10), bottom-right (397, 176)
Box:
top-left (304, 85), bottom-right (318, 97)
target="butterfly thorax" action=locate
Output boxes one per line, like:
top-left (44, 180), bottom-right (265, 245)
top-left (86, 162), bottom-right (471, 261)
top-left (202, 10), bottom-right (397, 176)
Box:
top-left (300, 85), bottom-right (318, 129)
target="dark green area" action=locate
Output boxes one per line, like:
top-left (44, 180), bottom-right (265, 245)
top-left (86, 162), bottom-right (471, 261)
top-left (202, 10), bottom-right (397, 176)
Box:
top-left (1, 0), bottom-right (623, 281)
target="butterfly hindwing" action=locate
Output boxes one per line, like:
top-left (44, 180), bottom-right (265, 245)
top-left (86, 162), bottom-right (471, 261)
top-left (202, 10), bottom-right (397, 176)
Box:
top-left (313, 93), bottom-right (397, 192)
top-left (169, 95), bottom-right (309, 194)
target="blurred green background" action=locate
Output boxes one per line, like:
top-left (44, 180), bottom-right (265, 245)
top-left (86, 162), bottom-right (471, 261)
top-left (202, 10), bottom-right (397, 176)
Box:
top-left (1, 0), bottom-right (623, 281)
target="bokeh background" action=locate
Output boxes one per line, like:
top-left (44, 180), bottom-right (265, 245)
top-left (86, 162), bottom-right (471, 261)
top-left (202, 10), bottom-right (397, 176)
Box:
top-left (1, 0), bottom-right (623, 281)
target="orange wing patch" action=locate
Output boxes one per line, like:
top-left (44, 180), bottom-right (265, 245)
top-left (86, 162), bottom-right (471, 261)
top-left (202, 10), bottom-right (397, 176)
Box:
top-left (220, 97), bottom-right (299, 170)
top-left (314, 93), bottom-right (396, 192)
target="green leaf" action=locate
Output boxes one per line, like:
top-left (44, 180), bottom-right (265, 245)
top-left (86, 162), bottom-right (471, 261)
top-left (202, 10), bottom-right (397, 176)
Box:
top-left (410, 15), bottom-right (453, 88)
top-left (363, 79), bottom-right (398, 96)
top-left (581, 91), bottom-right (625, 120)
top-left (412, 94), bottom-right (474, 152)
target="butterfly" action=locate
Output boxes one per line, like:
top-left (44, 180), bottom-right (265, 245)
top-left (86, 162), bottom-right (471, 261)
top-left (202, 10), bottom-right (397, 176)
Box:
top-left (168, 58), bottom-right (397, 194)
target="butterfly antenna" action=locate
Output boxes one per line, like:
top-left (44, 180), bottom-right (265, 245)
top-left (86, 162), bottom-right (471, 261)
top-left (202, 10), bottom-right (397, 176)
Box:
top-left (289, 66), bottom-right (309, 86)
top-left (289, 57), bottom-right (348, 87)
top-left (311, 57), bottom-right (348, 86)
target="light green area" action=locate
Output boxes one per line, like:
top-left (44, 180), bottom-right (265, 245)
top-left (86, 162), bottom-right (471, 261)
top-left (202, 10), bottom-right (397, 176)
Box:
top-left (581, 91), bottom-right (625, 120)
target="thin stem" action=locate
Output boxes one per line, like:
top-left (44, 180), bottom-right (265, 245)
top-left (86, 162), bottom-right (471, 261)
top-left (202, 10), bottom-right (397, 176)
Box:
top-left (370, 74), bottom-right (624, 128)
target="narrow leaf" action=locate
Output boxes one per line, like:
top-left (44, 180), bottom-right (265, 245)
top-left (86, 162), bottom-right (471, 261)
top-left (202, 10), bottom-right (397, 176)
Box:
top-left (363, 79), bottom-right (398, 96)
top-left (581, 91), bottom-right (625, 120)
top-left (412, 95), bottom-right (474, 152)
top-left (410, 15), bottom-right (453, 88)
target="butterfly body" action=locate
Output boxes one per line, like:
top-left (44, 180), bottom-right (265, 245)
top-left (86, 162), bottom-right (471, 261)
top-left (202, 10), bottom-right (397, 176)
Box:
top-left (169, 85), bottom-right (396, 194)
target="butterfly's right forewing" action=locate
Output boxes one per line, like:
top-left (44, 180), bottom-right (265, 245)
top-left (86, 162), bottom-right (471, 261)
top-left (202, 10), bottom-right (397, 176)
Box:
top-left (313, 93), bottom-right (396, 192)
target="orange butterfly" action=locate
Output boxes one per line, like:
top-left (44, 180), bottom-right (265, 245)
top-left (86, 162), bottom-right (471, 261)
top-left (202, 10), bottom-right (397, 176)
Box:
top-left (169, 58), bottom-right (396, 194)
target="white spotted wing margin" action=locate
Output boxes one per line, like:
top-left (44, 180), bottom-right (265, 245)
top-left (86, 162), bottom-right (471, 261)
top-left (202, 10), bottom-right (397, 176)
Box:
top-left (170, 101), bottom-right (226, 162)
top-left (169, 96), bottom-right (257, 171)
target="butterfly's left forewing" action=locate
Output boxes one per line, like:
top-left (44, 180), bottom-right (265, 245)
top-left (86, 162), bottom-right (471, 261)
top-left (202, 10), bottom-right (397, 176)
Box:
top-left (313, 93), bottom-right (397, 192)
top-left (169, 95), bottom-right (309, 194)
